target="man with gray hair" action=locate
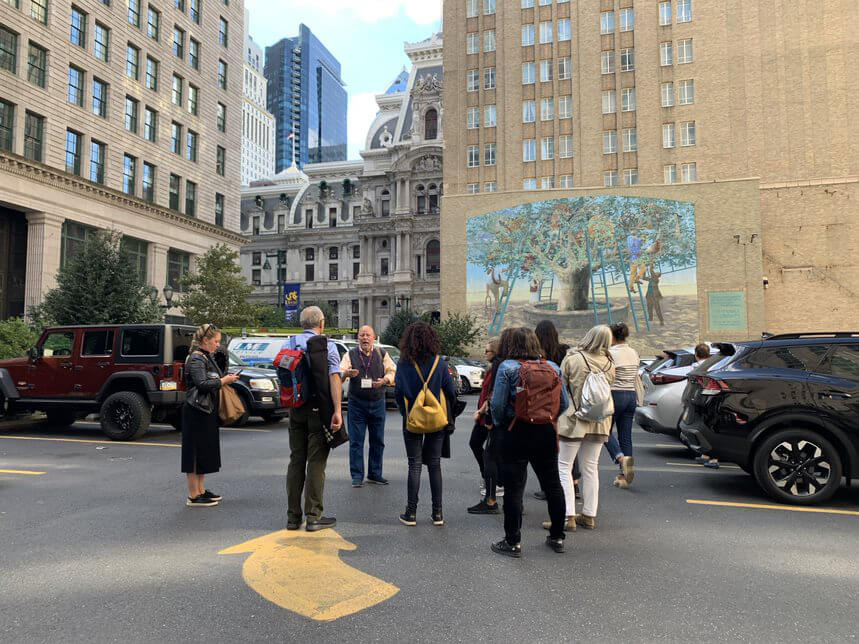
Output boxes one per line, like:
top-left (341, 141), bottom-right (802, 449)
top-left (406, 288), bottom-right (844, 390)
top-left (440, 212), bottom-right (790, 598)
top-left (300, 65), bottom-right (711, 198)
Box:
top-left (284, 305), bottom-right (343, 532)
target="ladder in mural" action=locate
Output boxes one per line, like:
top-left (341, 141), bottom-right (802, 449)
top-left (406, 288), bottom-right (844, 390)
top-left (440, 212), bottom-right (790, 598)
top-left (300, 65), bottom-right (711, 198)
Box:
top-left (488, 276), bottom-right (516, 336)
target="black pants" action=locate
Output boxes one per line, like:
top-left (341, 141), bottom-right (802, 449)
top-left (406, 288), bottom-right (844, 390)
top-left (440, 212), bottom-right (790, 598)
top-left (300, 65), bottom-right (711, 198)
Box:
top-left (403, 428), bottom-right (444, 512)
top-left (469, 423), bottom-right (498, 499)
top-left (500, 421), bottom-right (566, 543)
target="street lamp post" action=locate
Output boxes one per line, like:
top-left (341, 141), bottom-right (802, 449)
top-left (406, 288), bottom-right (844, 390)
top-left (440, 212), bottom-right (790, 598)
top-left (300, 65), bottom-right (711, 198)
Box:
top-left (263, 249), bottom-right (286, 310)
top-left (148, 285), bottom-right (175, 322)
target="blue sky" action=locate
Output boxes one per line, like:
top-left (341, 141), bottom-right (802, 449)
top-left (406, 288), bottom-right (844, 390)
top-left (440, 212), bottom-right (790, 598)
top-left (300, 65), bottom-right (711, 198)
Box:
top-left (244, 0), bottom-right (443, 159)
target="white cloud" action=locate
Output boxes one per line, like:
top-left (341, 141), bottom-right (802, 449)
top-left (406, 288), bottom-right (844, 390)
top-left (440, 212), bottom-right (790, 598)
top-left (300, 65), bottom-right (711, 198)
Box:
top-left (348, 92), bottom-right (381, 159)
top-left (288, 0), bottom-right (441, 25)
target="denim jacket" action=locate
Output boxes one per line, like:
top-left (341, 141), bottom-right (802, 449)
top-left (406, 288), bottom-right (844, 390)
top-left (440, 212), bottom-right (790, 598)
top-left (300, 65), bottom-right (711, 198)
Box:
top-left (489, 359), bottom-right (569, 428)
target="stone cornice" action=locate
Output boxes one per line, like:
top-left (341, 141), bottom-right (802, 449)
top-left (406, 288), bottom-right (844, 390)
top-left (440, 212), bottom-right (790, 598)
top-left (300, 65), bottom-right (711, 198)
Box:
top-left (0, 152), bottom-right (246, 245)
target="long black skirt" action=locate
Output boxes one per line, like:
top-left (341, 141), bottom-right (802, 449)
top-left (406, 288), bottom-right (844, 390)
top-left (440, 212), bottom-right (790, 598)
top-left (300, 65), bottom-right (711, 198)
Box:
top-left (181, 402), bottom-right (221, 474)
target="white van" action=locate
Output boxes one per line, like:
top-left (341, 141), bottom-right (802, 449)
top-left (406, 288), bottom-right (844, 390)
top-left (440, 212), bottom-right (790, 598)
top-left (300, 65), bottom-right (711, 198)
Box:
top-left (227, 336), bottom-right (349, 370)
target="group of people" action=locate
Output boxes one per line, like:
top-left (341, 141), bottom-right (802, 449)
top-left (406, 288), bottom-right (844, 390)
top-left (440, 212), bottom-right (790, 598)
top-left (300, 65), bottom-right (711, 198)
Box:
top-left (178, 306), bottom-right (644, 558)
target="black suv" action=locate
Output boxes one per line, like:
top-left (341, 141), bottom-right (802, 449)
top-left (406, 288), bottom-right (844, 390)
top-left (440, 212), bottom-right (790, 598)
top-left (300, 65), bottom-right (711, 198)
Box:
top-left (680, 332), bottom-right (859, 505)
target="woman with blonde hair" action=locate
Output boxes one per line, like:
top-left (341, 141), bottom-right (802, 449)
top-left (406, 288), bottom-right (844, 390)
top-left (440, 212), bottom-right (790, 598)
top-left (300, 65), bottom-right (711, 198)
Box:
top-left (181, 324), bottom-right (239, 507)
top-left (555, 325), bottom-right (616, 530)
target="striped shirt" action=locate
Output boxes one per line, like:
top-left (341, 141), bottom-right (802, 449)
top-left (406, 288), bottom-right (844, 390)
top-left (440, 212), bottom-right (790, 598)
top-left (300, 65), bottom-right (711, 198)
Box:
top-left (610, 343), bottom-right (640, 391)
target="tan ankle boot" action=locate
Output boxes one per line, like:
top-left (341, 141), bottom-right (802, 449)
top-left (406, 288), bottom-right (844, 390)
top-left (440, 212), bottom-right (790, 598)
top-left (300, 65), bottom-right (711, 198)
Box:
top-left (575, 514), bottom-right (596, 529)
top-left (542, 516), bottom-right (576, 531)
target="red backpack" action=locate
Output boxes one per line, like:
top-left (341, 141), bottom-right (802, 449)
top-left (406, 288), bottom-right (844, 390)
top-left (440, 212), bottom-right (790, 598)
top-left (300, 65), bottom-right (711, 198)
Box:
top-left (273, 337), bottom-right (311, 409)
top-left (511, 360), bottom-right (562, 427)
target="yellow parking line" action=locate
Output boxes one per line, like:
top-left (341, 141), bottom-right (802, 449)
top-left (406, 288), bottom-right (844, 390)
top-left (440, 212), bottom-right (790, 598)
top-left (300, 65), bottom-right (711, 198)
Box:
top-left (666, 461), bottom-right (741, 470)
top-left (222, 427), bottom-right (271, 433)
top-left (0, 436), bottom-right (179, 448)
top-left (0, 468), bottom-right (46, 475)
top-left (687, 499), bottom-right (859, 516)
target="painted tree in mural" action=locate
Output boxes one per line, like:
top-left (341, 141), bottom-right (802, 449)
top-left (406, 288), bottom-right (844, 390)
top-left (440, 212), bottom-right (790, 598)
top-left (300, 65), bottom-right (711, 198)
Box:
top-left (467, 196), bottom-right (695, 312)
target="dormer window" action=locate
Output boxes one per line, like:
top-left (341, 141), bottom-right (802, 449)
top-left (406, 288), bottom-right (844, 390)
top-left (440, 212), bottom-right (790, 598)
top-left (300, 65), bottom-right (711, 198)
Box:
top-left (415, 184), bottom-right (426, 214)
top-left (424, 108), bottom-right (438, 140)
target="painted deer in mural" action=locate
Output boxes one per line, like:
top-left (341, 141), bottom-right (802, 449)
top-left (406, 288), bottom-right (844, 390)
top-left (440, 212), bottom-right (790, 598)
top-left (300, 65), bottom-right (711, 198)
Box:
top-left (484, 267), bottom-right (509, 317)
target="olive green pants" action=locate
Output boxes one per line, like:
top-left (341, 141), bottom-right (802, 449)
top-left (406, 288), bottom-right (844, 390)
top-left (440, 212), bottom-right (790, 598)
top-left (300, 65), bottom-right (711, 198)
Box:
top-left (286, 405), bottom-right (330, 523)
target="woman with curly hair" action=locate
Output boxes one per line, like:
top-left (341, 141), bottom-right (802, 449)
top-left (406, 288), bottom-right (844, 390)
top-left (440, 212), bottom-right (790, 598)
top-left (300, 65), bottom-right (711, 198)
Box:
top-left (394, 321), bottom-right (457, 527)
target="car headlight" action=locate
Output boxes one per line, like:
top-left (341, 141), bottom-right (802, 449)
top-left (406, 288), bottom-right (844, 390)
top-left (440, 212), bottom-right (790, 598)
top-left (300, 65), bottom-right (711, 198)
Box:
top-left (159, 380), bottom-right (178, 391)
top-left (249, 378), bottom-right (276, 391)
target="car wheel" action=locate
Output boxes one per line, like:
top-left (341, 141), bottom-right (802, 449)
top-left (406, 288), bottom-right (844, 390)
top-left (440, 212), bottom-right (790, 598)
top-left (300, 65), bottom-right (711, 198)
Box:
top-left (100, 391), bottom-right (151, 441)
top-left (460, 376), bottom-right (472, 395)
top-left (45, 410), bottom-right (79, 427)
top-left (229, 388), bottom-right (251, 427)
top-left (753, 429), bottom-right (843, 505)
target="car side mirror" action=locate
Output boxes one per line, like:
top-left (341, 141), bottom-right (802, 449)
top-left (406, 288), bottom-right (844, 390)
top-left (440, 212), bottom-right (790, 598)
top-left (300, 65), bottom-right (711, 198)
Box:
top-left (27, 346), bottom-right (42, 361)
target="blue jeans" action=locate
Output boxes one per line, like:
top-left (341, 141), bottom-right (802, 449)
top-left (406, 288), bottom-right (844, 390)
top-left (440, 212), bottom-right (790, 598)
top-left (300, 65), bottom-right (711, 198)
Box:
top-left (605, 390), bottom-right (637, 463)
top-left (347, 396), bottom-right (386, 482)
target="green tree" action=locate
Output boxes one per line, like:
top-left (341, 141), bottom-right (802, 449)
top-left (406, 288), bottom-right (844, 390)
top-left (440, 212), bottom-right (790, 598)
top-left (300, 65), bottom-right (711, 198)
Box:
top-left (0, 317), bottom-right (40, 360)
top-left (179, 244), bottom-right (256, 328)
top-left (380, 309), bottom-right (429, 348)
top-left (39, 230), bottom-right (161, 325)
top-left (434, 312), bottom-right (481, 357)
top-left (302, 301), bottom-right (340, 329)
top-left (255, 304), bottom-right (286, 328)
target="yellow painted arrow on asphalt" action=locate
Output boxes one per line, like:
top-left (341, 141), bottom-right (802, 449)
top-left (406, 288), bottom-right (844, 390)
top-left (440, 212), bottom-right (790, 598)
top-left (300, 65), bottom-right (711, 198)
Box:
top-left (220, 529), bottom-right (399, 621)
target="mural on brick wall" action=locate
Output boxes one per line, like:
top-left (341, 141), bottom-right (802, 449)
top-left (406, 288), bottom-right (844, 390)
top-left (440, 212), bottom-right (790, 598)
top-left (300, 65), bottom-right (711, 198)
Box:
top-left (466, 196), bottom-right (697, 358)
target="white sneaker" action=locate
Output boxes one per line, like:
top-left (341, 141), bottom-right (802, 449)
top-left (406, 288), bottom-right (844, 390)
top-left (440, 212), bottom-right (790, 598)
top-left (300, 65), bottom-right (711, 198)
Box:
top-left (495, 485), bottom-right (504, 498)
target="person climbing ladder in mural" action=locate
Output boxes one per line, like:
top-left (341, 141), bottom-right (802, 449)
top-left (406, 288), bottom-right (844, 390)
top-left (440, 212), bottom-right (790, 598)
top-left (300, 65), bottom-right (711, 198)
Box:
top-left (628, 230), bottom-right (661, 294)
top-left (644, 264), bottom-right (665, 326)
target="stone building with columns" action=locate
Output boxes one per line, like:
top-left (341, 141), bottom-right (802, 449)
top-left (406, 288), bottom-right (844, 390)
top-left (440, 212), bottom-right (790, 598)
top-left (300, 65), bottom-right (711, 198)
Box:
top-left (240, 34), bottom-right (443, 331)
top-left (0, 0), bottom-right (246, 321)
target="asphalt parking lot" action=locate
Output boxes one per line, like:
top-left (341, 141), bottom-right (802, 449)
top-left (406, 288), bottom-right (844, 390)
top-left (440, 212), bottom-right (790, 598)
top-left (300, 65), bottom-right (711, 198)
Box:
top-left (1, 400), bottom-right (858, 642)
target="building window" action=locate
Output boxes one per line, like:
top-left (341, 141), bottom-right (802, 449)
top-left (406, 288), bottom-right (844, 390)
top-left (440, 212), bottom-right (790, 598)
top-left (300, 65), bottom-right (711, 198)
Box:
top-left (540, 97), bottom-right (554, 121)
top-left (622, 88), bottom-right (636, 112)
top-left (522, 100), bottom-right (535, 123)
top-left (558, 18), bottom-right (571, 41)
top-left (142, 162), bottom-right (155, 202)
top-left (24, 111), bottom-right (44, 161)
top-left (118, 238), bottom-right (147, 284)
top-left (484, 31), bottom-right (496, 52)
top-left (217, 103), bottom-right (226, 131)
top-left (128, 0), bottom-right (141, 27)
top-left (661, 82), bottom-right (675, 107)
top-left (623, 128), bottom-right (637, 152)
top-left (539, 21), bottom-right (553, 44)
top-left (127, 44), bottom-right (139, 79)
top-left (681, 162), bottom-right (697, 182)
top-left (92, 78), bottom-right (108, 117)
top-left (145, 56), bottom-right (158, 90)
top-left (170, 121), bottom-right (181, 154)
top-left (540, 176), bottom-right (554, 190)
top-left (558, 56), bottom-right (571, 80)
top-left (467, 145), bottom-right (479, 167)
top-left (0, 100), bottom-right (13, 152)
top-left (31, 0), bottom-right (48, 24)
top-left (559, 135), bottom-right (572, 158)
top-left (214, 195), bottom-right (224, 226)
top-left (619, 7), bottom-right (634, 31)
top-left (604, 170), bottom-right (619, 187)
top-left (677, 38), bottom-right (694, 64)
top-left (484, 67), bottom-right (495, 90)
top-left (659, 1), bottom-right (672, 26)
top-left (171, 74), bottom-right (182, 105)
top-left (252, 216), bottom-right (259, 235)
top-left (143, 107), bottom-right (156, 141)
top-left (600, 11), bottom-right (615, 34)
top-left (425, 108), bottom-right (438, 139)
top-left (484, 104), bottom-right (496, 128)
top-left (677, 0), bottom-right (692, 23)
top-left (624, 169), bottom-right (639, 185)
top-left (664, 164), bottom-right (677, 184)
top-left (484, 142), bottom-right (496, 166)
top-left (483, 0), bottom-right (495, 15)
top-left (167, 249), bottom-right (190, 290)
top-left (65, 130), bottom-right (82, 175)
top-left (523, 138), bottom-right (536, 162)
top-left (523, 178), bottom-right (537, 190)
top-left (122, 154), bottom-right (136, 195)
top-left (189, 38), bottom-right (199, 69)
top-left (602, 90), bottom-right (616, 114)
top-left (91, 24), bottom-right (109, 63)
top-left (558, 95), bottom-right (572, 119)
top-left (251, 251), bottom-right (261, 266)
top-left (539, 59), bottom-right (553, 82)
top-left (68, 66), bottom-right (85, 106)
top-left (175, 0), bottom-right (185, 11)
top-left (89, 140), bottom-right (105, 184)
top-left (380, 190), bottom-right (390, 216)
top-left (466, 69), bottom-right (478, 91)
top-left (168, 174), bottom-right (180, 209)
top-left (190, 0), bottom-right (200, 23)
top-left (70, 6), bottom-right (87, 48)
top-left (466, 31), bottom-right (479, 54)
top-left (61, 221), bottom-right (97, 267)
top-left (173, 26), bottom-right (184, 58)
top-left (219, 17), bottom-right (228, 47)
top-left (216, 145), bottom-right (225, 175)
top-left (147, 5), bottom-right (160, 40)
top-left (560, 175), bottom-right (573, 188)
top-left (601, 50), bottom-right (615, 75)
top-left (680, 121), bottom-right (696, 146)
top-left (186, 130), bottom-right (197, 161)
top-left (541, 137), bottom-right (554, 160)
top-left (620, 48), bottom-right (635, 72)
top-left (27, 42), bottom-right (46, 87)
top-left (185, 180), bottom-right (196, 216)
top-left (466, 0), bottom-right (477, 17)
top-left (125, 96), bottom-right (138, 132)
top-left (305, 264), bottom-right (314, 282)
top-left (663, 123), bottom-right (675, 148)
top-left (521, 24), bottom-right (534, 47)
top-left (603, 130), bottom-right (617, 154)
top-left (467, 107), bottom-right (479, 129)
top-left (678, 79), bottom-right (695, 104)
top-left (426, 240), bottom-right (440, 274)
top-left (187, 84), bottom-right (198, 114)
top-left (522, 62), bottom-right (535, 84)
top-left (521, 0), bottom-right (534, 6)
top-left (660, 41), bottom-right (673, 66)
top-left (305, 248), bottom-right (314, 261)
top-left (484, 181), bottom-right (497, 192)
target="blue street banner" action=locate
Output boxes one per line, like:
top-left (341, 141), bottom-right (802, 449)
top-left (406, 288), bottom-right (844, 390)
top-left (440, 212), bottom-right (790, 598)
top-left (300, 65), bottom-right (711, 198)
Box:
top-left (283, 283), bottom-right (301, 321)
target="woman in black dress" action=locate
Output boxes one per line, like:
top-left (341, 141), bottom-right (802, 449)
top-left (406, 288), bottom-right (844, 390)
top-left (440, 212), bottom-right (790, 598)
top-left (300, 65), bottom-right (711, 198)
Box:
top-left (182, 324), bottom-right (239, 507)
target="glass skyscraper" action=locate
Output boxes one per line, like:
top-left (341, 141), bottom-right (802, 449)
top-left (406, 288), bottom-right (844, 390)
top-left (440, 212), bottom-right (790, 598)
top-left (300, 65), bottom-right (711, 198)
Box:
top-left (265, 25), bottom-right (347, 171)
